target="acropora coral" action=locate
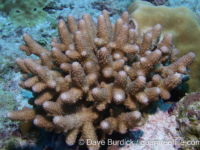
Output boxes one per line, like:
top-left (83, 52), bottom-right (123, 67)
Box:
top-left (7, 9), bottom-right (195, 150)
top-left (128, 0), bottom-right (200, 92)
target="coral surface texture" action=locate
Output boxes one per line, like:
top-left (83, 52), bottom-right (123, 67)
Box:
top-left (7, 10), bottom-right (195, 150)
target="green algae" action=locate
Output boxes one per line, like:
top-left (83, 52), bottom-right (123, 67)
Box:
top-left (0, 0), bottom-right (49, 27)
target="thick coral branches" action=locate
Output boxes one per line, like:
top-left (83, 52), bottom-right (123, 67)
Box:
top-left (8, 10), bottom-right (195, 150)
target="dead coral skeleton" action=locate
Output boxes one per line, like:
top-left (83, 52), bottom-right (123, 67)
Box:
top-left (7, 10), bottom-right (195, 150)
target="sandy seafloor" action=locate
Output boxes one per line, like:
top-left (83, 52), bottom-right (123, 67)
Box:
top-left (0, 0), bottom-right (200, 149)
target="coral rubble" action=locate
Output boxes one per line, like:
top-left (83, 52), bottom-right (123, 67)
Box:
top-left (121, 109), bottom-right (181, 150)
top-left (7, 10), bottom-right (195, 149)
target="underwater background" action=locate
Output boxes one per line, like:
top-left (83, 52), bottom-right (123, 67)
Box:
top-left (0, 0), bottom-right (200, 149)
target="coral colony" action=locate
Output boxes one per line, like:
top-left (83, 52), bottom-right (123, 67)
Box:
top-left (7, 10), bottom-right (195, 150)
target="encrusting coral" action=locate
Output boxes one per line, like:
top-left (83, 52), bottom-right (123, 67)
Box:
top-left (7, 10), bottom-right (195, 150)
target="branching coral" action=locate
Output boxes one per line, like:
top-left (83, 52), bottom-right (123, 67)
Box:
top-left (7, 10), bottom-right (195, 150)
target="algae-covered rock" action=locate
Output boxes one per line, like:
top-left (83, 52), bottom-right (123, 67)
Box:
top-left (4, 139), bottom-right (20, 150)
top-left (0, 0), bottom-right (49, 27)
top-left (0, 89), bottom-right (19, 128)
top-left (174, 92), bottom-right (200, 150)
